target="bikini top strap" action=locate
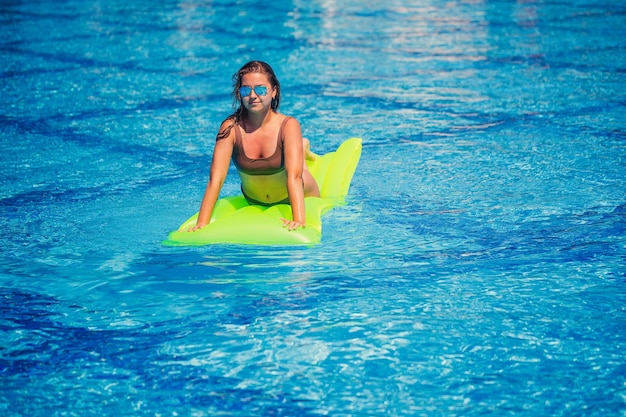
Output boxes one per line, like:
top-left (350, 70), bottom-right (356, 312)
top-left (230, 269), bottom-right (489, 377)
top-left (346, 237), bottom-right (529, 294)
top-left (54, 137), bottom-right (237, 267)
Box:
top-left (233, 119), bottom-right (242, 145)
top-left (278, 116), bottom-right (293, 143)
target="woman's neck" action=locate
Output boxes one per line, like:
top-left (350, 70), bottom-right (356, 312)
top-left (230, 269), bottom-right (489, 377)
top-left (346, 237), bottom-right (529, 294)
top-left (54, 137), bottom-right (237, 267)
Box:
top-left (243, 109), bottom-right (274, 131)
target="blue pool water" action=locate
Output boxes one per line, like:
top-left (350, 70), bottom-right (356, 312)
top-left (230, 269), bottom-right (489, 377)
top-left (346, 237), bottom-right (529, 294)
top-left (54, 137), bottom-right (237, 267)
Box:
top-left (2, 0), bottom-right (625, 415)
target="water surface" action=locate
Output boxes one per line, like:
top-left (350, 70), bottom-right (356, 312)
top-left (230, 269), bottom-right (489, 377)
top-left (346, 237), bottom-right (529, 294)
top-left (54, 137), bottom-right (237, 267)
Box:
top-left (1, 0), bottom-right (625, 415)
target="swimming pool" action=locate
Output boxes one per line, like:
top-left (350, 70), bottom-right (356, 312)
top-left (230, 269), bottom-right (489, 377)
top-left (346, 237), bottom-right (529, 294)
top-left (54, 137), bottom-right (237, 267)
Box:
top-left (1, 0), bottom-right (625, 415)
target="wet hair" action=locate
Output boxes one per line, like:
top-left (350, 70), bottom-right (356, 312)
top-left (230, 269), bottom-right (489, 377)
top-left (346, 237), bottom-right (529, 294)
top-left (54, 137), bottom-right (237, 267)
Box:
top-left (217, 61), bottom-right (281, 140)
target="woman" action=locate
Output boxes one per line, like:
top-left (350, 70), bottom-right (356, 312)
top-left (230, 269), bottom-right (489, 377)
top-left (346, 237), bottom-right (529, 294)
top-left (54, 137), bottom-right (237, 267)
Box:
top-left (190, 61), bottom-right (319, 232)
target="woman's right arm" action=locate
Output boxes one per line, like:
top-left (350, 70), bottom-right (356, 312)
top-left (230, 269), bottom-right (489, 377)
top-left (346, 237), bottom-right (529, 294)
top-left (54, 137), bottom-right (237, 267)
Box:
top-left (190, 121), bottom-right (235, 231)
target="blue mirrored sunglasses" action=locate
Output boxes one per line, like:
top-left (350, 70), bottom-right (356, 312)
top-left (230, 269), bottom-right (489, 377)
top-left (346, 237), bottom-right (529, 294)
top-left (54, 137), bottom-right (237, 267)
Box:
top-left (239, 85), bottom-right (268, 97)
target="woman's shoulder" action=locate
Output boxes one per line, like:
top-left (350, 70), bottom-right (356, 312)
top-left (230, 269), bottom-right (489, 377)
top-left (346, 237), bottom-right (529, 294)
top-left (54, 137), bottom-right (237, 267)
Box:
top-left (277, 114), bottom-right (302, 142)
top-left (216, 115), bottom-right (238, 141)
top-left (278, 113), bottom-right (300, 128)
top-left (220, 114), bottom-right (238, 128)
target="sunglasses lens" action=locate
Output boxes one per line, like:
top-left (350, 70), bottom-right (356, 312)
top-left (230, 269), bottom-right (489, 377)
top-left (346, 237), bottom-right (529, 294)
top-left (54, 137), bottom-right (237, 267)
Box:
top-left (240, 86), bottom-right (269, 97)
top-left (254, 86), bottom-right (268, 96)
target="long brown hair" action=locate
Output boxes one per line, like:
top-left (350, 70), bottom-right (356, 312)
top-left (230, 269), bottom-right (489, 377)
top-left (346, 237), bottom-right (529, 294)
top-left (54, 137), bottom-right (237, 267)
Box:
top-left (217, 61), bottom-right (281, 140)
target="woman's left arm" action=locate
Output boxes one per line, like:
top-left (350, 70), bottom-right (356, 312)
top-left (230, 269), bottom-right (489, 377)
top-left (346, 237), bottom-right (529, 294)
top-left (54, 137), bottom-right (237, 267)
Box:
top-left (282, 117), bottom-right (306, 230)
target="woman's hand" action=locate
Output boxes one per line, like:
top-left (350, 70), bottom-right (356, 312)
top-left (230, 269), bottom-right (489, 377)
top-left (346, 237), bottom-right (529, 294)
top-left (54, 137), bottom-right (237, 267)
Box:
top-left (281, 218), bottom-right (305, 231)
top-left (187, 224), bottom-right (205, 232)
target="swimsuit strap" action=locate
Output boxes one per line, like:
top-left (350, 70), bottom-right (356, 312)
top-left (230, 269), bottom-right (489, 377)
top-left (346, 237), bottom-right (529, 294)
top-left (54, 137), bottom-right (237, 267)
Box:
top-left (233, 119), bottom-right (242, 146)
top-left (277, 116), bottom-right (293, 143)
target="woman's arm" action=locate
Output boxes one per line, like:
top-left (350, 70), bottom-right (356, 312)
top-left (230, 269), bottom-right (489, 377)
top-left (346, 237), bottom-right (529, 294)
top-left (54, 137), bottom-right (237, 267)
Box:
top-left (190, 121), bottom-right (235, 231)
top-left (282, 117), bottom-right (306, 230)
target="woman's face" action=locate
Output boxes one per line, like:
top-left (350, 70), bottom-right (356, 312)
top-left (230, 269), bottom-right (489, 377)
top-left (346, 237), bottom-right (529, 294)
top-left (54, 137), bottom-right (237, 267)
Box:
top-left (240, 72), bottom-right (276, 113)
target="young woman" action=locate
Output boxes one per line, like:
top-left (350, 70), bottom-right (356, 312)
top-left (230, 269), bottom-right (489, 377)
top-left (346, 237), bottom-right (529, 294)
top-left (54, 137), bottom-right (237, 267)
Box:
top-left (189, 61), bottom-right (319, 232)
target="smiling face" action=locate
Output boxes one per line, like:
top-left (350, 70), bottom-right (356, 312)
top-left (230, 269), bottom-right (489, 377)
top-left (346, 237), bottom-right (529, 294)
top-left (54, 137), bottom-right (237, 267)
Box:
top-left (239, 72), bottom-right (276, 114)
